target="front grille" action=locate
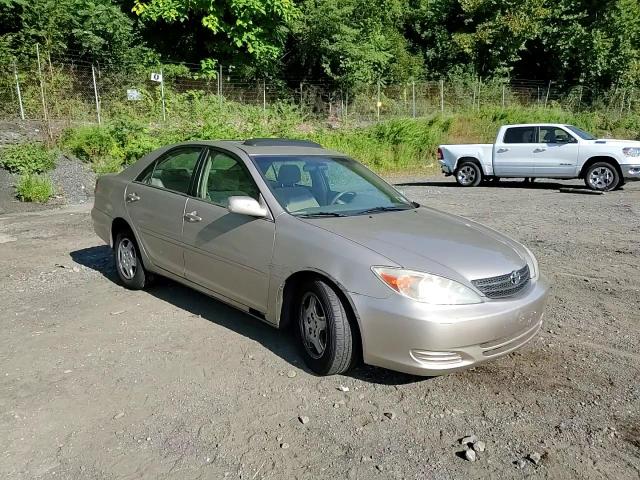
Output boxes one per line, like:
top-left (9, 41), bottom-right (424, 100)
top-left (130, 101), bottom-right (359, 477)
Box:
top-left (472, 264), bottom-right (530, 299)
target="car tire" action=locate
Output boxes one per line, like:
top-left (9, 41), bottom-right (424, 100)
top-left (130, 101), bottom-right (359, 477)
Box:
top-left (296, 279), bottom-right (355, 376)
top-left (584, 162), bottom-right (620, 192)
top-left (114, 231), bottom-right (147, 290)
top-left (455, 161), bottom-right (482, 187)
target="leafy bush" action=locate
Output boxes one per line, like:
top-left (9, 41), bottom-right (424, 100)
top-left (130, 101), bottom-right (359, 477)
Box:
top-left (15, 175), bottom-right (55, 203)
top-left (0, 143), bottom-right (56, 174)
top-left (59, 125), bottom-right (115, 162)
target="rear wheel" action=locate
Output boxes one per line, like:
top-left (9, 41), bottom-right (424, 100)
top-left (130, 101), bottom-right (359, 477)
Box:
top-left (114, 231), bottom-right (148, 290)
top-left (584, 162), bottom-right (620, 191)
top-left (455, 161), bottom-right (482, 187)
top-left (296, 279), bottom-right (354, 376)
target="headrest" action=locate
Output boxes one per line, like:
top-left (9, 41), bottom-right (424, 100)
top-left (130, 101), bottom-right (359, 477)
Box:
top-left (277, 164), bottom-right (301, 186)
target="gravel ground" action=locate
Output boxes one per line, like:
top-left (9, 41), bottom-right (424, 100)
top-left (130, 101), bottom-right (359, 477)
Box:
top-left (0, 155), bottom-right (94, 214)
top-left (0, 176), bottom-right (639, 479)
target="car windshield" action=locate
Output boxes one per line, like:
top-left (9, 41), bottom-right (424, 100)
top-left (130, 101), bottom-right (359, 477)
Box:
top-left (566, 125), bottom-right (596, 140)
top-left (251, 155), bottom-right (415, 216)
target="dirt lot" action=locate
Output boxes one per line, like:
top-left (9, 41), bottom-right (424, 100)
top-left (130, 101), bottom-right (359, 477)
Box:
top-left (1, 177), bottom-right (639, 479)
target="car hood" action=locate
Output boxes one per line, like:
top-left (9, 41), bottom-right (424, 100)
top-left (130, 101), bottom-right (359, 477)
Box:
top-left (303, 207), bottom-right (528, 284)
top-left (589, 139), bottom-right (640, 147)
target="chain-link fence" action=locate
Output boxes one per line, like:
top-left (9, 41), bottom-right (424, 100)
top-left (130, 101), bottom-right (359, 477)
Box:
top-left (1, 51), bottom-right (638, 129)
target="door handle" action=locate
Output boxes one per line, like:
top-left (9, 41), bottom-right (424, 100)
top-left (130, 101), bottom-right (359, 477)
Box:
top-left (497, 148), bottom-right (509, 153)
top-left (533, 148), bottom-right (546, 153)
top-left (126, 192), bottom-right (140, 203)
top-left (184, 211), bottom-right (202, 222)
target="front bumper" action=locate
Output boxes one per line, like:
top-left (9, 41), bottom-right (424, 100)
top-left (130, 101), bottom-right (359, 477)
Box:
top-left (352, 277), bottom-right (549, 376)
top-left (621, 164), bottom-right (640, 181)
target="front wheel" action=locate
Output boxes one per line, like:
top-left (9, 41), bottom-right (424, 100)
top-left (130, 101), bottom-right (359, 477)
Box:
top-left (584, 162), bottom-right (620, 192)
top-left (455, 161), bottom-right (482, 187)
top-left (114, 231), bottom-right (148, 290)
top-left (296, 280), bottom-right (355, 376)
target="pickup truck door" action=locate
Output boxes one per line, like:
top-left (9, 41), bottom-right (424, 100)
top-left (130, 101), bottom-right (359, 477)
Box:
top-left (493, 126), bottom-right (538, 177)
top-left (533, 127), bottom-right (579, 177)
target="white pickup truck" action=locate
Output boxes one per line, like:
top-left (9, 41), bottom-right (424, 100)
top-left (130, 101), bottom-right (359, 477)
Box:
top-left (438, 124), bottom-right (640, 191)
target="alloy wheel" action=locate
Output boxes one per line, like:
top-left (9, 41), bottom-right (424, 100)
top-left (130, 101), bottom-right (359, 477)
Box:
top-left (457, 165), bottom-right (477, 186)
top-left (300, 292), bottom-right (327, 359)
top-left (117, 238), bottom-right (137, 280)
top-left (588, 166), bottom-right (615, 190)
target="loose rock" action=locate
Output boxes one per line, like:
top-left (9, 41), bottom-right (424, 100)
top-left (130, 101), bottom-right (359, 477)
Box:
top-left (465, 449), bottom-right (477, 462)
top-left (529, 452), bottom-right (542, 465)
top-left (298, 415), bottom-right (310, 425)
top-left (337, 385), bottom-right (350, 392)
top-left (515, 459), bottom-right (527, 469)
top-left (460, 435), bottom-right (477, 445)
top-left (280, 443), bottom-right (290, 449)
top-left (383, 411), bottom-right (396, 420)
top-left (473, 441), bottom-right (486, 452)
top-left (286, 370), bottom-right (297, 378)
top-left (113, 412), bottom-right (124, 420)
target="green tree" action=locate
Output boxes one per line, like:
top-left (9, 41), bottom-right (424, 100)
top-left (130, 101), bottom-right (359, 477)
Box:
top-left (290, 0), bottom-right (422, 87)
top-left (132, 0), bottom-right (299, 76)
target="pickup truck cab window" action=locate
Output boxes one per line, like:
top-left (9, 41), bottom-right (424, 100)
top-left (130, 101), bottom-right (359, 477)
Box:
top-left (539, 127), bottom-right (576, 144)
top-left (503, 127), bottom-right (536, 144)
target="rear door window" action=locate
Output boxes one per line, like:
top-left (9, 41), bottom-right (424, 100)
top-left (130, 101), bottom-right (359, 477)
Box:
top-left (503, 127), bottom-right (537, 144)
top-left (138, 147), bottom-right (202, 194)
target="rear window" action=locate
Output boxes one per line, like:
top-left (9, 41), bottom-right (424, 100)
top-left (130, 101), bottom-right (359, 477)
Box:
top-left (503, 127), bottom-right (536, 144)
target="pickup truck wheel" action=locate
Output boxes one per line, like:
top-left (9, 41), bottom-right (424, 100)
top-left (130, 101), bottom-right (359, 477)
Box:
top-left (296, 280), bottom-right (354, 376)
top-left (455, 162), bottom-right (482, 187)
top-left (584, 162), bottom-right (620, 191)
top-left (114, 231), bottom-right (147, 290)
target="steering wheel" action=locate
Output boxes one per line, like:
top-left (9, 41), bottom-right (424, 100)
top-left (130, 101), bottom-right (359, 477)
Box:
top-left (330, 191), bottom-right (357, 205)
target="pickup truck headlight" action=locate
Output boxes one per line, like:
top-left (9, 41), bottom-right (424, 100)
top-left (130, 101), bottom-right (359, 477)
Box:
top-left (521, 244), bottom-right (539, 280)
top-left (372, 267), bottom-right (483, 304)
top-left (623, 147), bottom-right (640, 157)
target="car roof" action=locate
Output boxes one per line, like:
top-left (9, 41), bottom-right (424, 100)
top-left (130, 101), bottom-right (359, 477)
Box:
top-left (170, 139), bottom-right (347, 157)
top-left (504, 123), bottom-right (574, 128)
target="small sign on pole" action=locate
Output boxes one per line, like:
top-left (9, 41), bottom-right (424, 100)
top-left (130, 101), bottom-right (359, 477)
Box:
top-left (150, 72), bottom-right (163, 82)
top-left (127, 89), bottom-right (142, 101)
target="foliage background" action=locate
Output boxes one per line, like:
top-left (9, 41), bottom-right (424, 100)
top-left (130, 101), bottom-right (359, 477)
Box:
top-left (1, 0), bottom-right (639, 92)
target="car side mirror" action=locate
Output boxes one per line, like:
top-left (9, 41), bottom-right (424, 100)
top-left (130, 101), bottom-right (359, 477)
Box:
top-left (228, 196), bottom-right (268, 218)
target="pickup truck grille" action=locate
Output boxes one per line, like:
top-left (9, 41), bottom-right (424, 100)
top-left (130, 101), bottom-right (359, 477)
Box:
top-left (472, 265), bottom-right (530, 299)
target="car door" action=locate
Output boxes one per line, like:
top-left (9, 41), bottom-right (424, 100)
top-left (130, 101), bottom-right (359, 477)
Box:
top-left (125, 146), bottom-right (203, 276)
top-left (534, 126), bottom-right (579, 177)
top-left (182, 148), bottom-right (276, 313)
top-left (493, 126), bottom-right (538, 177)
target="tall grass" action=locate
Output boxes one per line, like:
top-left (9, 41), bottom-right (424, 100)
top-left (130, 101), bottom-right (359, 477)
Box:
top-left (53, 98), bottom-right (640, 175)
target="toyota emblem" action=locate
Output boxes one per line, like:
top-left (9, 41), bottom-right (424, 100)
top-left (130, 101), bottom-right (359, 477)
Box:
top-left (510, 270), bottom-right (521, 285)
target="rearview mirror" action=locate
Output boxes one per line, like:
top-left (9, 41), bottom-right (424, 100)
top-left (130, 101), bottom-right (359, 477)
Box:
top-left (228, 196), bottom-right (268, 218)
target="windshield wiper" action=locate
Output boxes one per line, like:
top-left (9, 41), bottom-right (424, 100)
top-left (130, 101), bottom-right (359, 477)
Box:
top-left (355, 205), bottom-right (414, 215)
top-left (297, 211), bottom-right (347, 218)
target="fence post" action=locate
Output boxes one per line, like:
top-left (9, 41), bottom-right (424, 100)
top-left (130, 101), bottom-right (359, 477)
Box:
top-left (544, 81), bottom-right (552, 108)
top-left (502, 84), bottom-right (506, 108)
top-left (91, 64), bottom-right (101, 125)
top-left (578, 85), bottom-right (583, 109)
top-left (160, 67), bottom-right (166, 121)
top-left (35, 44), bottom-right (52, 139)
top-left (376, 80), bottom-right (381, 122)
top-left (13, 61), bottom-right (25, 120)
top-left (263, 79), bottom-right (266, 112)
top-left (440, 79), bottom-right (444, 113)
top-left (477, 79), bottom-right (481, 111)
top-left (345, 90), bottom-right (348, 119)
top-left (219, 63), bottom-right (223, 107)
top-left (629, 88), bottom-right (634, 113)
top-left (299, 82), bottom-right (303, 107)
top-left (412, 80), bottom-right (416, 118)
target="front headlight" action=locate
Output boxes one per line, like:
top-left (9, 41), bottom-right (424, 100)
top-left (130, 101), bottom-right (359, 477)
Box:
top-left (623, 147), bottom-right (640, 157)
top-left (372, 267), bottom-right (483, 305)
top-left (521, 244), bottom-right (539, 280)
